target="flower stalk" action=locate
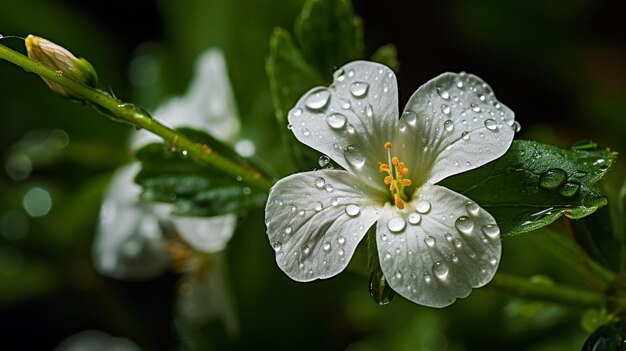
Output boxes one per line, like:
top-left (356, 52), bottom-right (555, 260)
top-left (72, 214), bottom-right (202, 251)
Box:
top-left (0, 42), bottom-right (272, 191)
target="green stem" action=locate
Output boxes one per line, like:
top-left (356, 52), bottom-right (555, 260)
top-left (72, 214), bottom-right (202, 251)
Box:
top-left (488, 272), bottom-right (605, 309)
top-left (0, 43), bottom-right (273, 191)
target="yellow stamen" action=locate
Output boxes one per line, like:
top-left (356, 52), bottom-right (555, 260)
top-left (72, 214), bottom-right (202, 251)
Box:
top-left (379, 141), bottom-right (413, 210)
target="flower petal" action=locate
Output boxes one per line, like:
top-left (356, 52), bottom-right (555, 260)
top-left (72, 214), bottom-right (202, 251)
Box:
top-left (131, 48), bottom-right (240, 149)
top-left (265, 169), bottom-right (381, 281)
top-left (376, 183), bottom-right (501, 307)
top-left (171, 214), bottom-right (237, 253)
top-left (92, 164), bottom-right (170, 280)
top-left (399, 72), bottom-right (515, 185)
top-left (288, 61), bottom-right (399, 196)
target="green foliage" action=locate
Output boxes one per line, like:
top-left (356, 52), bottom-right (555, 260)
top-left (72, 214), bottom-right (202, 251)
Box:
top-left (442, 140), bottom-right (617, 236)
top-left (371, 44), bottom-right (399, 72)
top-left (135, 128), bottom-right (267, 217)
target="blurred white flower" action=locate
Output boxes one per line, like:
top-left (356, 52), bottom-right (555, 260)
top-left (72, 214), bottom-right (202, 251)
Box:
top-left (92, 49), bottom-right (240, 280)
top-left (265, 61), bottom-right (516, 307)
top-left (54, 330), bottom-right (140, 351)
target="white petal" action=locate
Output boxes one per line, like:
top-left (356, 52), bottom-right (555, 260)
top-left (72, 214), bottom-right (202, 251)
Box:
top-left (131, 48), bottom-right (240, 149)
top-left (265, 170), bottom-right (382, 281)
top-left (399, 72), bottom-right (515, 185)
top-left (376, 183), bottom-right (501, 307)
top-left (92, 164), bottom-right (170, 280)
top-left (172, 214), bottom-right (237, 253)
top-left (288, 61), bottom-right (399, 196)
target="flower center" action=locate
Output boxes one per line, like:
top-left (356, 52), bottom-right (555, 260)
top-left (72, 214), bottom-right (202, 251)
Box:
top-left (379, 142), bottom-right (412, 210)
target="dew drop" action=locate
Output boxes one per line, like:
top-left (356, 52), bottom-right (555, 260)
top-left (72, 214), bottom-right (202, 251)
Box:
top-left (461, 131), bottom-right (470, 140)
top-left (560, 182), bottom-right (580, 197)
top-left (481, 224), bottom-right (500, 238)
top-left (298, 210), bottom-right (305, 216)
top-left (489, 255), bottom-right (498, 266)
top-left (365, 104), bottom-right (374, 117)
top-left (387, 216), bottom-right (406, 233)
top-left (424, 236), bottom-right (436, 247)
top-left (350, 81), bottom-right (369, 97)
top-left (511, 120), bottom-right (522, 133)
top-left (484, 119), bottom-right (497, 131)
top-left (326, 113), bottom-right (347, 129)
top-left (338, 236), bottom-right (346, 245)
top-left (456, 81), bottom-right (464, 89)
top-left (338, 248), bottom-right (345, 256)
top-left (346, 124), bottom-right (355, 134)
top-left (314, 202), bottom-right (323, 211)
top-left (453, 238), bottom-right (463, 249)
top-left (284, 226), bottom-right (293, 235)
top-left (539, 168), bottom-right (567, 190)
top-left (444, 233), bottom-right (452, 241)
top-left (455, 216), bottom-right (474, 234)
top-left (465, 202), bottom-right (480, 216)
top-left (415, 200), bottom-right (431, 214)
top-left (302, 128), bottom-right (311, 136)
top-left (318, 156), bottom-right (330, 168)
top-left (384, 251), bottom-right (391, 260)
top-left (272, 241), bottom-right (282, 252)
top-left (437, 87), bottom-right (450, 100)
top-left (408, 212), bottom-right (421, 225)
top-left (395, 271), bottom-right (402, 279)
top-left (303, 246), bottom-right (311, 255)
top-left (290, 108), bottom-right (303, 117)
top-left (331, 197), bottom-right (339, 206)
top-left (444, 119), bottom-right (454, 131)
top-left (323, 242), bottom-right (331, 252)
top-left (305, 88), bottom-right (331, 110)
top-left (471, 103), bottom-right (481, 113)
top-left (402, 110), bottom-right (417, 125)
top-left (433, 262), bottom-right (449, 279)
top-left (340, 99), bottom-right (351, 110)
top-left (451, 254), bottom-right (459, 263)
top-left (345, 204), bottom-right (360, 217)
top-left (325, 184), bottom-right (334, 192)
top-left (441, 104), bottom-right (451, 115)
top-left (343, 145), bottom-right (366, 168)
top-left (424, 272), bottom-right (432, 283)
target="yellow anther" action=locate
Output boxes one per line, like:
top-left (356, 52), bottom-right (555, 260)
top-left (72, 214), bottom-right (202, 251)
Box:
top-left (391, 156), bottom-right (399, 166)
top-left (384, 142), bottom-right (393, 149)
top-left (394, 194), bottom-right (405, 210)
top-left (397, 162), bottom-right (405, 170)
top-left (379, 163), bottom-right (390, 173)
top-left (389, 181), bottom-right (396, 191)
top-left (384, 176), bottom-right (392, 185)
top-left (400, 179), bottom-right (412, 187)
top-left (400, 168), bottom-right (409, 176)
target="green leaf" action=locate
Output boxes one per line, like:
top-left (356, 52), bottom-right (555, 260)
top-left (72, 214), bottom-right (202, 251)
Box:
top-left (371, 44), bottom-right (399, 72)
top-left (295, 0), bottom-right (364, 76)
top-left (571, 206), bottom-right (620, 272)
top-left (135, 128), bottom-right (267, 217)
top-left (442, 140), bottom-right (617, 237)
top-left (266, 28), bottom-right (325, 169)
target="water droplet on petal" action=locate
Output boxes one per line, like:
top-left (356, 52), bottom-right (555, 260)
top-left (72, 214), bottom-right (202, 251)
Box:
top-left (465, 202), bottom-right (480, 216)
top-left (340, 99), bottom-right (351, 110)
top-left (395, 271), bottom-right (402, 279)
top-left (424, 272), bottom-right (432, 283)
top-left (471, 103), bottom-right (481, 112)
top-left (456, 81), bottom-right (464, 89)
top-left (444, 119), bottom-right (454, 131)
top-left (345, 204), bottom-right (360, 217)
top-left (314, 202), bottom-right (323, 211)
top-left (424, 236), bottom-right (436, 247)
top-left (323, 242), bottom-right (331, 252)
top-left (408, 213), bottom-right (421, 225)
top-left (384, 251), bottom-right (391, 260)
top-left (338, 236), bottom-right (346, 245)
top-left (290, 108), bottom-right (303, 117)
top-left (433, 262), bottom-right (449, 279)
top-left (331, 197), bottom-right (339, 206)
top-left (455, 216), bottom-right (474, 234)
top-left (387, 216), bottom-right (406, 233)
top-left (481, 224), bottom-right (500, 238)
top-left (444, 233), bottom-right (452, 241)
top-left (451, 254), bottom-right (459, 263)
top-left (365, 104), bottom-right (374, 118)
top-left (343, 145), bottom-right (366, 168)
top-left (415, 200), bottom-right (431, 214)
top-left (302, 128), bottom-right (311, 136)
top-left (489, 255), bottom-right (498, 266)
top-left (484, 119), bottom-right (497, 131)
top-left (461, 131), bottom-right (470, 140)
top-left (437, 87), bottom-right (450, 100)
top-left (441, 104), bottom-right (451, 115)
top-left (325, 184), bottom-right (334, 192)
top-left (402, 110), bottom-right (417, 125)
top-left (305, 88), bottom-right (331, 110)
top-left (338, 248), bottom-right (345, 256)
top-left (350, 81), bottom-right (369, 97)
top-left (453, 238), bottom-right (463, 248)
top-left (284, 226), bottom-right (293, 235)
top-left (303, 246), bottom-right (311, 255)
top-left (511, 120), bottom-right (521, 132)
top-left (318, 156), bottom-right (330, 168)
top-left (539, 168), bottom-right (567, 190)
top-left (326, 113), bottom-right (347, 129)
top-left (272, 241), bottom-right (282, 252)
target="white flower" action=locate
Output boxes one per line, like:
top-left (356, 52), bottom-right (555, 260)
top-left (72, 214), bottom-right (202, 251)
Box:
top-left (265, 61), bottom-right (516, 307)
top-left (92, 49), bottom-right (240, 280)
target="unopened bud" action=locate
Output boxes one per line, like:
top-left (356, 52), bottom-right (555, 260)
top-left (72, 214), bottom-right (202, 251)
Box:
top-left (25, 34), bottom-right (98, 98)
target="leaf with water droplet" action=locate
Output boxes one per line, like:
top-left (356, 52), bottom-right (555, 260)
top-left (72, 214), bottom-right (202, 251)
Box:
top-left (441, 140), bottom-right (616, 236)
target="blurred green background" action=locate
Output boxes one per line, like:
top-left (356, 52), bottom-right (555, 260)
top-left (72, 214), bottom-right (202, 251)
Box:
top-left (0, 0), bottom-right (625, 350)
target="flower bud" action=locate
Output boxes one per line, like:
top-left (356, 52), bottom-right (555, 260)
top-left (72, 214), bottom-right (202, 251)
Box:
top-left (25, 34), bottom-right (98, 98)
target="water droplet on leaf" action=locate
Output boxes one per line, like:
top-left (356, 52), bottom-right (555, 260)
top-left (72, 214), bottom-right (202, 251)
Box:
top-left (539, 168), bottom-right (568, 190)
